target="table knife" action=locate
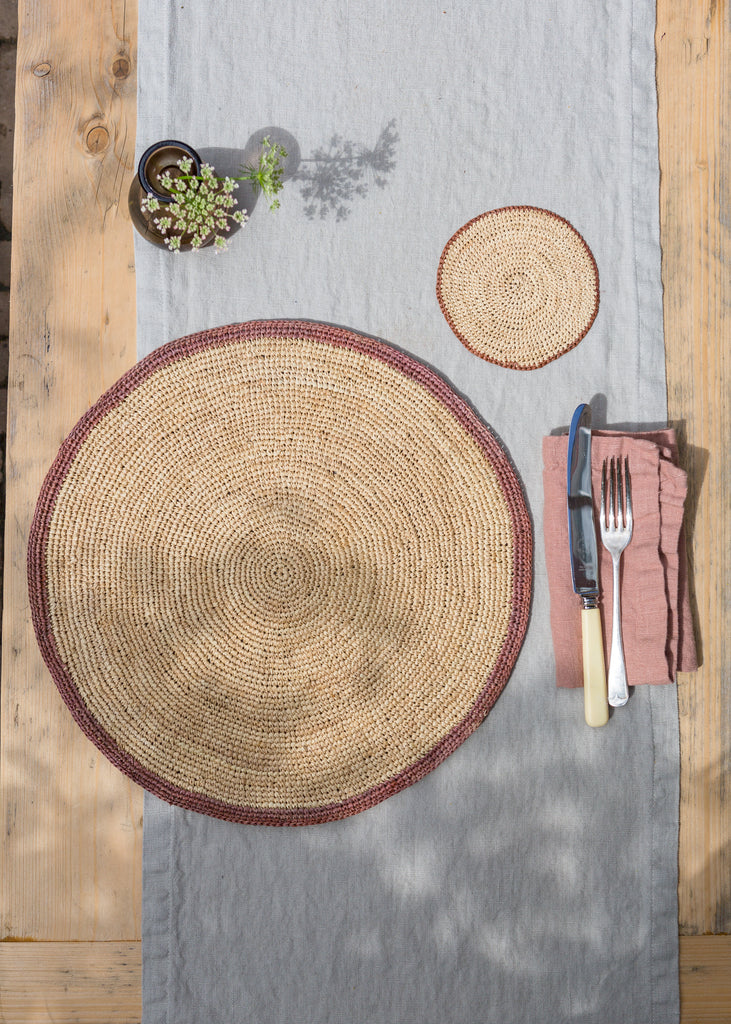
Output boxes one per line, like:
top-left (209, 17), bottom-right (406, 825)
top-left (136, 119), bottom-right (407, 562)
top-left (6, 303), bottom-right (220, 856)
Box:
top-left (567, 403), bottom-right (608, 727)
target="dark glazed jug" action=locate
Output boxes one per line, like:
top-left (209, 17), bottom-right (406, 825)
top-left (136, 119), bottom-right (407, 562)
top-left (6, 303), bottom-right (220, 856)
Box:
top-left (128, 140), bottom-right (208, 250)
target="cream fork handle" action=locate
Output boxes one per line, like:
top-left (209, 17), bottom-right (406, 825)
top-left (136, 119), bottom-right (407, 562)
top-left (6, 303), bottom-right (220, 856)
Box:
top-left (607, 552), bottom-right (629, 707)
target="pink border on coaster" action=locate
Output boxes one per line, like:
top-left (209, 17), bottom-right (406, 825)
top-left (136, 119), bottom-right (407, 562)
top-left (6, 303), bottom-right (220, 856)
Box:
top-left (436, 206), bottom-right (600, 370)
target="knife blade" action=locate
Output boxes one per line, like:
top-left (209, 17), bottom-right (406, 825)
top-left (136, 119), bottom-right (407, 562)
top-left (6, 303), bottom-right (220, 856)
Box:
top-left (567, 403), bottom-right (608, 727)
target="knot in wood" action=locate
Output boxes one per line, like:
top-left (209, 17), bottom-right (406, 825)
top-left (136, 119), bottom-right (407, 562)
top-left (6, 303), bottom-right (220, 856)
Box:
top-left (112, 57), bottom-right (131, 79)
top-left (85, 124), bottom-right (110, 154)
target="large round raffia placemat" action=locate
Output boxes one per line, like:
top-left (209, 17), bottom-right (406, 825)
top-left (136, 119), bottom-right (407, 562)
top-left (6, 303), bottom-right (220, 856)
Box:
top-left (436, 206), bottom-right (599, 369)
top-left (28, 320), bottom-right (532, 825)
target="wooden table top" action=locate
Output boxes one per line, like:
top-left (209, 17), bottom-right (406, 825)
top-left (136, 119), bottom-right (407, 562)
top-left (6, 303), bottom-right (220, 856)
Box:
top-left (1, 1), bottom-right (729, 1021)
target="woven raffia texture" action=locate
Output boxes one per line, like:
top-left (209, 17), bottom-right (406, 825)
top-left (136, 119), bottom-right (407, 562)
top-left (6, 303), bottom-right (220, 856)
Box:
top-left (28, 321), bottom-right (532, 825)
top-left (437, 206), bottom-right (599, 369)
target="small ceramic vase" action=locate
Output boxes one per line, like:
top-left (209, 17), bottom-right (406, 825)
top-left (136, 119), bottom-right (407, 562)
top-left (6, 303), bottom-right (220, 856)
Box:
top-left (128, 140), bottom-right (210, 251)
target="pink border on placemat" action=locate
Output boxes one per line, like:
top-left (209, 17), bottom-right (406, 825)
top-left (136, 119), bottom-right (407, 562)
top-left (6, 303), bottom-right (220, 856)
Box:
top-left (27, 319), bottom-right (533, 826)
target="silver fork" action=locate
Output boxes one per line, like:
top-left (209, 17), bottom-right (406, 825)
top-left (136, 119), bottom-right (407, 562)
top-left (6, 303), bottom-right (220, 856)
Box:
top-left (599, 457), bottom-right (633, 707)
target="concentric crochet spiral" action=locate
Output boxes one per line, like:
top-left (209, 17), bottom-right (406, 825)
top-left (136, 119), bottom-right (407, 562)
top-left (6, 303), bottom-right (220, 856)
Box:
top-left (28, 320), bottom-right (532, 824)
top-left (437, 206), bottom-right (599, 369)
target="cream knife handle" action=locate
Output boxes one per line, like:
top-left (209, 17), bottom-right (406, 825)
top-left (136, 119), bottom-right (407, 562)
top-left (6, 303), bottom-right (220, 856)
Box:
top-left (581, 605), bottom-right (608, 727)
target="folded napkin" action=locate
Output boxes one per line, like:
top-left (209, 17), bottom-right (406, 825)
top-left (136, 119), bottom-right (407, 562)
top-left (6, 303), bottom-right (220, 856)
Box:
top-left (543, 429), bottom-right (698, 688)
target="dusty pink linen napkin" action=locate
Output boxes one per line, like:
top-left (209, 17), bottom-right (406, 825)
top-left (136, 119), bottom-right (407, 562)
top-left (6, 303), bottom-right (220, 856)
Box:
top-left (542, 429), bottom-right (698, 688)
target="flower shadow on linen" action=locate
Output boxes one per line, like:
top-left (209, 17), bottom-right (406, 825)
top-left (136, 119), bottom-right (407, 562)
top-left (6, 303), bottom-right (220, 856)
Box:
top-left (294, 119), bottom-right (399, 221)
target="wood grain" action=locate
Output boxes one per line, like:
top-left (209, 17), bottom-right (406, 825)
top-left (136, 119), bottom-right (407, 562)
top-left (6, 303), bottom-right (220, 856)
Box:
top-left (0, 0), bottom-right (140, 941)
top-left (0, 0), bottom-right (729, 1018)
top-left (656, 0), bottom-right (731, 935)
top-left (0, 942), bottom-right (141, 1023)
top-left (680, 935), bottom-right (731, 1023)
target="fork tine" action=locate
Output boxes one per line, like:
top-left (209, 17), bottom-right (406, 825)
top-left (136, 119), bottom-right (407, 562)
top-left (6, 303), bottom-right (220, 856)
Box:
top-left (600, 458), bottom-right (607, 528)
top-left (624, 456), bottom-right (632, 529)
top-left (616, 456), bottom-right (624, 528)
top-left (609, 456), bottom-right (616, 528)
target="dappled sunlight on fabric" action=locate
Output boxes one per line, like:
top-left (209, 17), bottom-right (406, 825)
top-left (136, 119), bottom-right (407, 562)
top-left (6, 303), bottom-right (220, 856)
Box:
top-left (343, 925), bottom-right (385, 960)
top-left (381, 841), bottom-right (445, 899)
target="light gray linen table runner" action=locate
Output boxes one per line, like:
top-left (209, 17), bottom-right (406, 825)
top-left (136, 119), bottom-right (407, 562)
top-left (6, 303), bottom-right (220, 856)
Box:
top-left (135, 2), bottom-right (680, 1021)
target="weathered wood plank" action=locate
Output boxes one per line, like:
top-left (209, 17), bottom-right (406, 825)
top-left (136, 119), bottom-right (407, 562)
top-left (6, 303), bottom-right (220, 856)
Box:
top-left (656, 0), bottom-right (731, 935)
top-left (0, 942), bottom-right (141, 1023)
top-left (680, 935), bottom-right (731, 1023)
top-left (0, 0), bottom-right (140, 940)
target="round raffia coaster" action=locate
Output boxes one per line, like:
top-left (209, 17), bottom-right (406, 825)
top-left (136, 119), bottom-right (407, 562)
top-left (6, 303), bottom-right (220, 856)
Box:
top-left (436, 206), bottom-right (599, 369)
top-left (28, 320), bottom-right (532, 825)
